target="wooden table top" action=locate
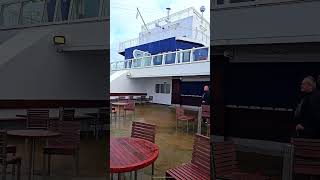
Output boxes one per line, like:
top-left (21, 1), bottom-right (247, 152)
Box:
top-left (8, 129), bottom-right (60, 138)
top-left (110, 137), bottom-right (159, 173)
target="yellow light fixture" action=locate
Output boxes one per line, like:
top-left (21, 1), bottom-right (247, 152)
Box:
top-left (53, 36), bottom-right (66, 45)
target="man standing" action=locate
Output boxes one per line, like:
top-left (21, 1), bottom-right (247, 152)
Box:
top-left (202, 85), bottom-right (210, 105)
top-left (295, 76), bottom-right (320, 138)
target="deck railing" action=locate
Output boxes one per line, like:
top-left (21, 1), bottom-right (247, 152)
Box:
top-left (111, 46), bottom-right (210, 71)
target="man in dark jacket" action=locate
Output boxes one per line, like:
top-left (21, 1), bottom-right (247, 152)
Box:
top-left (295, 76), bottom-right (320, 138)
top-left (202, 85), bottom-right (210, 105)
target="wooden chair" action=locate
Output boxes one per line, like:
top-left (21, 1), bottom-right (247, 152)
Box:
top-left (176, 106), bottom-right (195, 134)
top-left (118, 96), bottom-right (126, 102)
top-left (213, 140), bottom-right (270, 180)
top-left (60, 109), bottom-right (75, 121)
top-left (201, 105), bottom-right (210, 136)
top-left (43, 121), bottom-right (80, 177)
top-left (124, 100), bottom-right (135, 119)
top-left (27, 109), bottom-right (49, 129)
top-left (166, 134), bottom-right (210, 180)
top-left (131, 121), bottom-right (156, 175)
top-left (291, 138), bottom-right (320, 179)
top-left (148, 96), bottom-right (153, 103)
top-left (0, 130), bottom-right (21, 180)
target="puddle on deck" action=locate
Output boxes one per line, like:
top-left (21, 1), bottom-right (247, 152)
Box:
top-left (111, 104), bottom-right (198, 179)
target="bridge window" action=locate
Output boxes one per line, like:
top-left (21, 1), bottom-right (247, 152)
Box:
top-left (153, 55), bottom-right (163, 65)
top-left (165, 52), bottom-right (176, 64)
top-left (193, 48), bottom-right (209, 61)
top-left (1, 3), bottom-right (21, 27)
top-left (71, 0), bottom-right (101, 20)
top-left (21, 0), bottom-right (45, 25)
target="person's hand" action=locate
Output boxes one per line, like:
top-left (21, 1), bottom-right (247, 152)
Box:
top-left (296, 124), bottom-right (304, 131)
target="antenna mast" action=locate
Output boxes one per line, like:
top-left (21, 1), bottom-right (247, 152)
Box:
top-left (137, 8), bottom-right (149, 31)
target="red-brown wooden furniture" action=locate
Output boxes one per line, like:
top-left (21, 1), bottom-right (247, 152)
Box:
top-left (166, 134), bottom-right (210, 180)
top-left (43, 121), bottom-right (80, 177)
top-left (110, 137), bottom-right (159, 180)
top-left (27, 109), bottom-right (49, 129)
top-left (131, 121), bottom-right (156, 175)
top-left (201, 105), bottom-right (210, 136)
top-left (124, 100), bottom-right (135, 119)
top-left (176, 106), bottom-right (195, 134)
top-left (213, 140), bottom-right (270, 180)
top-left (291, 138), bottom-right (320, 178)
top-left (0, 130), bottom-right (21, 180)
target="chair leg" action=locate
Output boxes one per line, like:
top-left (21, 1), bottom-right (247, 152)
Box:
top-left (74, 151), bottom-right (79, 176)
top-left (152, 163), bottom-right (154, 176)
top-left (2, 163), bottom-right (6, 180)
top-left (11, 164), bottom-right (15, 180)
top-left (16, 161), bottom-right (21, 180)
top-left (187, 120), bottom-right (189, 134)
top-left (176, 119), bottom-right (178, 132)
top-left (47, 154), bottom-right (51, 176)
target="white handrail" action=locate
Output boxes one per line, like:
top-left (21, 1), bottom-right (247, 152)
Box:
top-left (111, 46), bottom-right (210, 72)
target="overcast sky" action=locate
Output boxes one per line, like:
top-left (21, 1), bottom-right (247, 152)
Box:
top-left (110, 0), bottom-right (210, 61)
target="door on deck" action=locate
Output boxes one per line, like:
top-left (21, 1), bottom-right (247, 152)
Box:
top-left (171, 79), bottom-right (181, 104)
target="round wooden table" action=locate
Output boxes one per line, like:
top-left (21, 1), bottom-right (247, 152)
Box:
top-left (110, 137), bottom-right (159, 180)
top-left (111, 102), bottom-right (129, 119)
top-left (8, 130), bottom-right (60, 180)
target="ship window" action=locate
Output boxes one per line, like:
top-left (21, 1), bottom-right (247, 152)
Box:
top-left (193, 48), bottom-right (209, 61)
top-left (153, 55), bottom-right (163, 65)
top-left (71, 0), bottom-right (101, 20)
top-left (230, 0), bottom-right (255, 3)
top-left (155, 83), bottom-right (171, 94)
top-left (217, 0), bottom-right (224, 4)
top-left (1, 3), bottom-right (21, 27)
top-left (43, 0), bottom-right (57, 22)
top-left (182, 51), bottom-right (191, 63)
top-left (102, 0), bottom-right (108, 17)
top-left (21, 0), bottom-right (45, 25)
top-left (165, 52), bottom-right (176, 64)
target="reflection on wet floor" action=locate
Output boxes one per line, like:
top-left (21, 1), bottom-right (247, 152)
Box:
top-left (8, 133), bottom-right (107, 180)
top-left (111, 104), bottom-right (198, 179)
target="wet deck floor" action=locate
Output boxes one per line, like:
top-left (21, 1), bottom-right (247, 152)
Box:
top-left (110, 104), bottom-right (199, 179)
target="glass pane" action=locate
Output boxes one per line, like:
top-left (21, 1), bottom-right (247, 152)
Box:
top-left (182, 51), bottom-right (191, 62)
top-left (165, 53), bottom-right (176, 64)
top-left (155, 84), bottom-right (160, 93)
top-left (103, 0), bottom-right (108, 17)
top-left (193, 48), bottom-right (209, 61)
top-left (165, 84), bottom-right (171, 94)
top-left (44, 0), bottom-right (57, 22)
top-left (133, 58), bottom-right (141, 68)
top-left (143, 56), bottom-right (151, 67)
top-left (72, 0), bottom-right (100, 19)
top-left (1, 3), bottom-right (20, 27)
top-left (21, 0), bottom-right (45, 25)
top-left (153, 55), bottom-right (163, 65)
top-left (160, 84), bottom-right (165, 93)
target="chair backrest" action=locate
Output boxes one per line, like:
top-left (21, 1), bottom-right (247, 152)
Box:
top-left (0, 130), bottom-right (7, 164)
top-left (125, 100), bottom-right (135, 110)
top-left (131, 121), bottom-right (156, 143)
top-left (60, 109), bottom-right (75, 121)
top-left (98, 108), bottom-right (108, 124)
top-left (149, 96), bottom-right (153, 101)
top-left (27, 109), bottom-right (49, 129)
top-left (176, 106), bottom-right (184, 119)
top-left (213, 140), bottom-right (238, 177)
top-left (191, 134), bottom-right (210, 174)
top-left (48, 121), bottom-right (80, 148)
top-left (201, 105), bottom-right (210, 118)
top-left (128, 95), bottom-right (134, 100)
top-left (292, 138), bottom-right (320, 175)
top-left (118, 96), bottom-right (126, 101)
top-left (141, 95), bottom-right (146, 100)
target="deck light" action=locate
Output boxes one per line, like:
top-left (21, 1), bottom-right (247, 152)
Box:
top-left (53, 36), bottom-right (66, 45)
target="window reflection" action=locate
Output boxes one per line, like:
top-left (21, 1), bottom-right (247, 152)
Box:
top-left (71, 0), bottom-right (100, 19)
top-left (45, 0), bottom-right (57, 22)
top-left (21, 0), bottom-right (45, 25)
top-left (1, 3), bottom-right (20, 27)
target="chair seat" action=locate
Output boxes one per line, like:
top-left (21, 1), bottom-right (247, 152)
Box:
top-left (44, 146), bottom-right (78, 155)
top-left (7, 144), bottom-right (16, 154)
top-left (178, 115), bottom-right (194, 121)
top-left (6, 156), bottom-right (21, 164)
top-left (166, 163), bottom-right (210, 180)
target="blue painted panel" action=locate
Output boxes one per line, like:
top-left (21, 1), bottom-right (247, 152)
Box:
top-left (47, 0), bottom-right (56, 22)
top-left (61, 0), bottom-right (71, 21)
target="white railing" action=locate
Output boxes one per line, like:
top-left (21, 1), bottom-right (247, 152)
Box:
top-left (111, 46), bottom-right (210, 71)
top-left (118, 28), bottom-right (210, 52)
